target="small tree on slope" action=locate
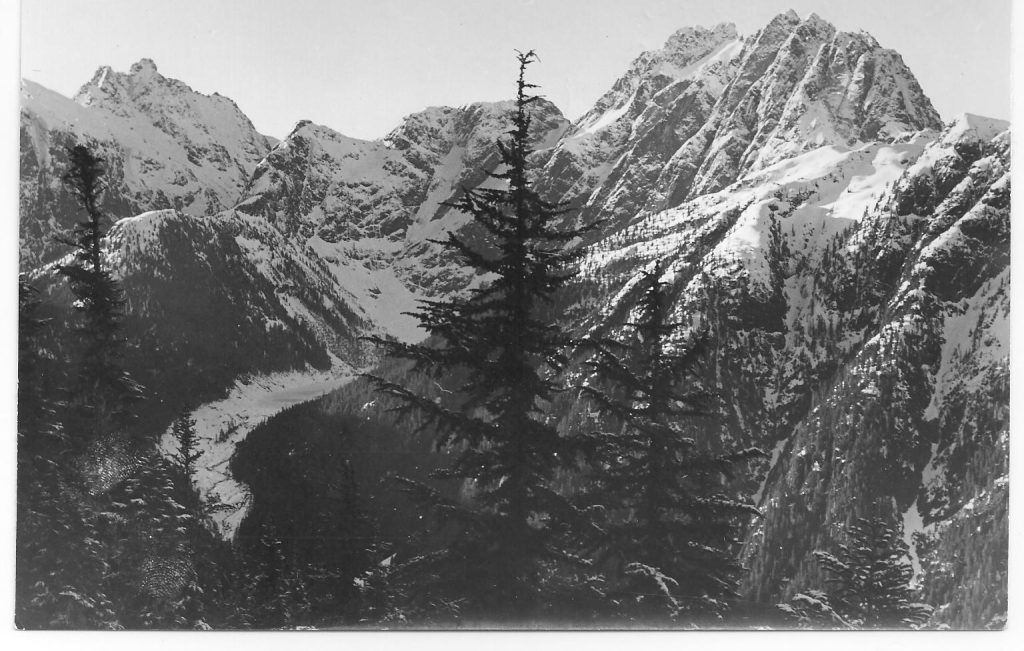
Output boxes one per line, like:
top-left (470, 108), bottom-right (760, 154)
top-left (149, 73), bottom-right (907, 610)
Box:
top-left (365, 51), bottom-right (595, 622)
top-left (169, 410), bottom-right (204, 513)
top-left (779, 517), bottom-right (933, 629)
top-left (578, 261), bottom-right (764, 623)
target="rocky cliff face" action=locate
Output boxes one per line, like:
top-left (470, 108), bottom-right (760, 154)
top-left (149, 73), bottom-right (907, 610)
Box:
top-left (19, 11), bottom-right (1008, 628)
top-left (532, 11), bottom-right (942, 237)
top-left (568, 112), bottom-right (1008, 629)
top-left (235, 99), bottom-right (568, 306)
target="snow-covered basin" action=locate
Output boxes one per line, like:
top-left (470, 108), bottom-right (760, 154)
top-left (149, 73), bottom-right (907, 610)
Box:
top-left (160, 365), bottom-right (357, 539)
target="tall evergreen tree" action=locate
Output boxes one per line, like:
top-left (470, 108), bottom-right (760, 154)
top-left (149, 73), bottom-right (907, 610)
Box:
top-left (57, 144), bottom-right (142, 450)
top-left (779, 517), bottom-right (933, 629)
top-left (578, 261), bottom-right (763, 623)
top-left (18, 150), bottom-right (145, 628)
top-left (366, 51), bottom-right (594, 622)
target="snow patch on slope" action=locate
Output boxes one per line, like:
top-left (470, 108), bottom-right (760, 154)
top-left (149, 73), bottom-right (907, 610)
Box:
top-left (923, 268), bottom-right (1010, 420)
top-left (576, 90), bottom-right (638, 137)
top-left (307, 236), bottom-right (426, 343)
top-left (754, 437), bottom-right (789, 505)
top-left (656, 37), bottom-right (743, 91)
top-left (944, 113), bottom-right (1011, 144)
top-left (902, 499), bottom-right (929, 582)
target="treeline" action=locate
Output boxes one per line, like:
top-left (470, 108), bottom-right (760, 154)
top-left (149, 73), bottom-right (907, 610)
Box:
top-left (17, 54), bottom-right (932, 630)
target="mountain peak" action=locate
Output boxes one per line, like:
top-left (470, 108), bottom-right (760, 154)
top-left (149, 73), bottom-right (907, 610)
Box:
top-left (78, 58), bottom-right (164, 101)
top-left (68, 59), bottom-right (269, 143)
top-left (943, 112), bottom-right (1010, 145)
top-left (74, 59), bottom-right (169, 107)
top-left (662, 22), bottom-right (738, 52)
top-left (765, 9), bottom-right (802, 31)
top-left (798, 12), bottom-right (834, 32)
top-left (129, 57), bottom-right (160, 78)
top-left (21, 61), bottom-right (275, 254)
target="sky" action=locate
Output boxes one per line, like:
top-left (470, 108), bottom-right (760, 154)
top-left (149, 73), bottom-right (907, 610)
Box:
top-left (18, 0), bottom-right (1013, 141)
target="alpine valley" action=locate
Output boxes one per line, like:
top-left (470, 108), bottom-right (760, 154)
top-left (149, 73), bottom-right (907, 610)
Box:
top-left (20, 10), bottom-right (1008, 628)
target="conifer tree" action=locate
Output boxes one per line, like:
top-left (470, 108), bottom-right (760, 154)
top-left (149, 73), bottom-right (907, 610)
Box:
top-left (103, 454), bottom-right (194, 627)
top-left (16, 276), bottom-right (119, 629)
top-left (578, 261), bottom-right (763, 622)
top-left (57, 144), bottom-right (142, 450)
top-left (18, 205), bottom-right (130, 628)
top-left (17, 277), bottom-right (58, 447)
top-left (366, 51), bottom-right (594, 622)
top-left (780, 517), bottom-right (933, 629)
top-left (165, 409), bottom-right (231, 626)
top-left (170, 409), bottom-right (204, 515)
top-left (16, 277), bottom-right (67, 526)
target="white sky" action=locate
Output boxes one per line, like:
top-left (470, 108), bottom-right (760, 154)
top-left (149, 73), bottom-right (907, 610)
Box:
top-left (18, 0), bottom-right (1012, 140)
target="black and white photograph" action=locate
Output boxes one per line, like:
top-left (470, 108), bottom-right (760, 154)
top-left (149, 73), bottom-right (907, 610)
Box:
top-left (8, 0), bottom-right (1014, 633)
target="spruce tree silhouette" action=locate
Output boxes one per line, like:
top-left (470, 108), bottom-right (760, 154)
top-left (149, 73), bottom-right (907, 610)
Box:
top-left (365, 51), bottom-right (594, 622)
top-left (578, 260), bottom-right (763, 623)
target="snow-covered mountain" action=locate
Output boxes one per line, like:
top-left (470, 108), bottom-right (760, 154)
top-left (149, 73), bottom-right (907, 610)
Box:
top-left (533, 11), bottom-right (942, 235)
top-left (566, 111), bottom-right (1008, 628)
top-left (20, 60), bottom-right (275, 267)
top-left (232, 100), bottom-right (567, 337)
top-left (20, 60), bottom-right (571, 516)
top-left (19, 11), bottom-right (1009, 628)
